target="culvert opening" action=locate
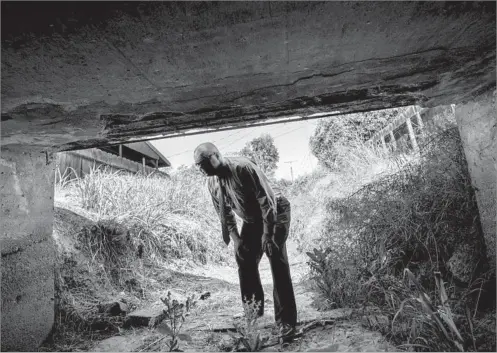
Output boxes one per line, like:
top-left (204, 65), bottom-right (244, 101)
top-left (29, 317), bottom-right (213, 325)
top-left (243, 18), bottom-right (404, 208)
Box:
top-left (46, 105), bottom-right (495, 352)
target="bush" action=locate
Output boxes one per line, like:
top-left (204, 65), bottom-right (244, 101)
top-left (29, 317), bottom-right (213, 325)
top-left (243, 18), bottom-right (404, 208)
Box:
top-left (58, 164), bottom-right (230, 266)
top-left (309, 108), bottom-right (405, 169)
top-left (308, 126), bottom-right (495, 351)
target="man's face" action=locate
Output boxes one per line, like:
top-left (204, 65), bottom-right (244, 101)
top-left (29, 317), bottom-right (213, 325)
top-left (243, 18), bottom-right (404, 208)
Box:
top-left (195, 154), bottom-right (217, 176)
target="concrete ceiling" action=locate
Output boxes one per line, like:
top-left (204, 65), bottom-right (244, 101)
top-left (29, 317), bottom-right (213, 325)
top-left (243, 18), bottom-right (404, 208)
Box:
top-left (1, 1), bottom-right (495, 151)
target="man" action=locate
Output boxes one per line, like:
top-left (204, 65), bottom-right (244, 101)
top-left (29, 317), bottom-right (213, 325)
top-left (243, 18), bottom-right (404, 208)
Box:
top-left (193, 142), bottom-right (297, 338)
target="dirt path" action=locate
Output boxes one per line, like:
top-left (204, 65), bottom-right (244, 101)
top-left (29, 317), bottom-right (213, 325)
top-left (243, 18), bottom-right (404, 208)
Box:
top-left (90, 241), bottom-right (396, 352)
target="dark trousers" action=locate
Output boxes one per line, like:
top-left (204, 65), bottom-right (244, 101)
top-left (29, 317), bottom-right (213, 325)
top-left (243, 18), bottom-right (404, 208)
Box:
top-left (234, 197), bottom-right (297, 326)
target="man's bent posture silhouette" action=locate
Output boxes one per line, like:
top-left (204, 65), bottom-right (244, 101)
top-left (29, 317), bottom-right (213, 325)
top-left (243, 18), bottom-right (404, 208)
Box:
top-left (193, 142), bottom-right (297, 338)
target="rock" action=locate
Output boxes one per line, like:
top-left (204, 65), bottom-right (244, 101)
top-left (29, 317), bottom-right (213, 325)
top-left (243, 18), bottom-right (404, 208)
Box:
top-left (200, 292), bottom-right (211, 300)
top-left (124, 306), bottom-right (167, 328)
top-left (98, 301), bottom-right (129, 316)
top-left (361, 315), bottom-right (389, 328)
top-left (90, 320), bottom-right (115, 332)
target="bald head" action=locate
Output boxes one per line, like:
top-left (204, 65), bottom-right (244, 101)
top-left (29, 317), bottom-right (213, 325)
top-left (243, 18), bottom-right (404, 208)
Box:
top-left (194, 142), bottom-right (224, 176)
top-left (194, 142), bottom-right (220, 163)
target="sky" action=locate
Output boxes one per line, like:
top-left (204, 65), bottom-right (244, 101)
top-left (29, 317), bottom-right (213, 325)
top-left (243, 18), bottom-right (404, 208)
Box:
top-left (150, 118), bottom-right (322, 180)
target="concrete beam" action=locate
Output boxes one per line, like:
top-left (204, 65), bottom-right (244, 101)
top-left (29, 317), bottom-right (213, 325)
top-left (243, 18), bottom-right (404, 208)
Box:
top-left (1, 146), bottom-right (56, 351)
top-left (455, 90), bottom-right (497, 270)
top-left (1, 1), bottom-right (495, 150)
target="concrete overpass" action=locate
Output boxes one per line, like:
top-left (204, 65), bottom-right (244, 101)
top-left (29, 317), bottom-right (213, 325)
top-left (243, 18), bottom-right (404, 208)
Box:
top-left (1, 1), bottom-right (495, 350)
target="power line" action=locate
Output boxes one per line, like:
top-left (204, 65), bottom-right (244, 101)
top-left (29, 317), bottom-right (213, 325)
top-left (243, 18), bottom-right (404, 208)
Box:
top-left (164, 128), bottom-right (247, 159)
top-left (164, 121), bottom-right (303, 160)
top-left (272, 125), bottom-right (302, 139)
top-left (216, 128), bottom-right (252, 150)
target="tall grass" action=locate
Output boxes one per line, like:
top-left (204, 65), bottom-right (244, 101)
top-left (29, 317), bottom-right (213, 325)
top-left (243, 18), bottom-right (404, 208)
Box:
top-left (300, 111), bottom-right (495, 351)
top-left (288, 134), bottom-right (414, 254)
top-left (48, 164), bottom-right (234, 351)
top-left (56, 165), bottom-right (229, 265)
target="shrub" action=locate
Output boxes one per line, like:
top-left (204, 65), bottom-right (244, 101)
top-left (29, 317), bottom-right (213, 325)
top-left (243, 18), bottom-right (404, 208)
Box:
top-left (308, 125), bottom-right (495, 351)
top-left (309, 108), bottom-right (405, 169)
top-left (58, 164), bottom-right (231, 266)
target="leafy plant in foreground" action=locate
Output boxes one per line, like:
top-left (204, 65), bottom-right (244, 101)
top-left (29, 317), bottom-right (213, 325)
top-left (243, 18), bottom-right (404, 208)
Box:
top-left (391, 269), bottom-right (466, 351)
top-left (231, 295), bottom-right (268, 352)
top-left (159, 292), bottom-right (197, 352)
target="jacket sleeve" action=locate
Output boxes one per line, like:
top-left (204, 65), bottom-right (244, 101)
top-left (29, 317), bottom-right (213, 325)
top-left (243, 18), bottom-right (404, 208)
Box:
top-left (243, 164), bottom-right (277, 237)
top-left (208, 178), bottom-right (238, 235)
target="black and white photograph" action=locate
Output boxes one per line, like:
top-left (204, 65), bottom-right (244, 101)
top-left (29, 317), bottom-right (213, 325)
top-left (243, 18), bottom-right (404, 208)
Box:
top-left (1, 1), bottom-right (496, 352)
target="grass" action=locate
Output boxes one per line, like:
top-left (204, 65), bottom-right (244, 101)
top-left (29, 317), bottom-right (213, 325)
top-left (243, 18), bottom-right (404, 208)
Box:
top-left (55, 164), bottom-right (231, 266)
top-left (297, 108), bottom-right (495, 351)
top-left (46, 164), bottom-right (235, 351)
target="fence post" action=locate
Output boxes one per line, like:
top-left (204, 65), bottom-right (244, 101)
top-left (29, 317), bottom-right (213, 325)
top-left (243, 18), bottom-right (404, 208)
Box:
top-left (406, 116), bottom-right (419, 153)
top-left (389, 130), bottom-right (397, 151)
top-left (380, 135), bottom-right (388, 153)
top-left (142, 157), bottom-right (146, 174)
top-left (415, 108), bottom-right (424, 130)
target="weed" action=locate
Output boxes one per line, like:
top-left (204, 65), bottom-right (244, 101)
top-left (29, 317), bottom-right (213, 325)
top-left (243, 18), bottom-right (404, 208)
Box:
top-left (158, 291), bottom-right (197, 352)
top-left (231, 295), bottom-right (268, 352)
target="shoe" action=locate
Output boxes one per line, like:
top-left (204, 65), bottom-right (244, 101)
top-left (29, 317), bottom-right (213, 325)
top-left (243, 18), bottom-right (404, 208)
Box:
top-left (279, 323), bottom-right (296, 339)
top-left (272, 322), bottom-right (296, 339)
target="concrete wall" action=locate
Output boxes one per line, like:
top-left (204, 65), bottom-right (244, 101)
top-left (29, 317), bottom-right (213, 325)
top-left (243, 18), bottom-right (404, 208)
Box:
top-left (455, 91), bottom-right (497, 270)
top-left (1, 146), bottom-right (56, 351)
top-left (1, 2), bottom-right (495, 150)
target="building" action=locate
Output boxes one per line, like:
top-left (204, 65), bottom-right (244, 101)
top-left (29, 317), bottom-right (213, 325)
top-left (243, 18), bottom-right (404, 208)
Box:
top-left (57, 141), bottom-right (171, 179)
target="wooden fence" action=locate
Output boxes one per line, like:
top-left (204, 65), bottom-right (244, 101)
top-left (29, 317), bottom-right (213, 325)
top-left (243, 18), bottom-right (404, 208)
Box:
top-left (366, 105), bottom-right (425, 153)
top-left (366, 105), bottom-right (456, 154)
top-left (57, 148), bottom-right (169, 180)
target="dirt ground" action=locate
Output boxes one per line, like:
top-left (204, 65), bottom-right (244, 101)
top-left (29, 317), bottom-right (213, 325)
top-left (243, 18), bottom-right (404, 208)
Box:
top-left (45, 202), bottom-right (395, 352)
top-left (87, 246), bottom-right (395, 352)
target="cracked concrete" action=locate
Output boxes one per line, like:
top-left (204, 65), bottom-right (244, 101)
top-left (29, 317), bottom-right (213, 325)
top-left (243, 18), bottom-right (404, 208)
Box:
top-left (1, 1), bottom-right (495, 149)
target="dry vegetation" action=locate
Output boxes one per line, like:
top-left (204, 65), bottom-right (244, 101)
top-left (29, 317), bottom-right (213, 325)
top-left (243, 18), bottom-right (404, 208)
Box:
top-left (45, 106), bottom-right (495, 352)
top-left (291, 110), bottom-right (495, 351)
top-left (44, 165), bottom-right (235, 351)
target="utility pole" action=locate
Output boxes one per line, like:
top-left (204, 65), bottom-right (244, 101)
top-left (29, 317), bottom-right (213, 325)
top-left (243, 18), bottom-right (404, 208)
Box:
top-left (284, 160), bottom-right (297, 182)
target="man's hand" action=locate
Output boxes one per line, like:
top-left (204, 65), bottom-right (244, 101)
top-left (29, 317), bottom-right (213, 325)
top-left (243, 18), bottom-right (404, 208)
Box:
top-left (261, 233), bottom-right (279, 257)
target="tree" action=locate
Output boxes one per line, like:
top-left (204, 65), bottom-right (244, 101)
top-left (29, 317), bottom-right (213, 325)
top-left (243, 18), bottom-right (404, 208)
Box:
top-left (309, 107), bottom-right (404, 169)
top-left (239, 134), bottom-right (279, 176)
